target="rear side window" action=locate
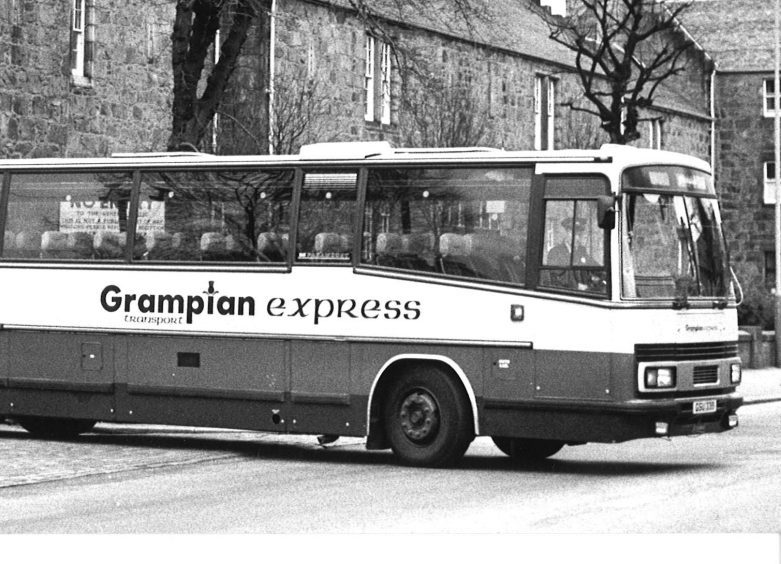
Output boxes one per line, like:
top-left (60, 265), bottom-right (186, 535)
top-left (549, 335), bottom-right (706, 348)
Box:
top-left (2, 171), bottom-right (135, 260)
top-left (361, 167), bottom-right (532, 284)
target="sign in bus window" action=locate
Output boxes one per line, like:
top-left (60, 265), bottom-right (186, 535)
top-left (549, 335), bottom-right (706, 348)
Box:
top-left (138, 169), bottom-right (293, 263)
top-left (296, 172), bottom-right (358, 263)
top-left (2, 171), bottom-right (134, 260)
top-left (540, 199), bottom-right (607, 294)
top-left (362, 167), bottom-right (531, 284)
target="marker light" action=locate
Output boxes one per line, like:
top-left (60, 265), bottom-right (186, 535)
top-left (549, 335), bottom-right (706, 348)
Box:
top-left (645, 367), bottom-right (676, 388)
top-left (730, 363), bottom-right (742, 384)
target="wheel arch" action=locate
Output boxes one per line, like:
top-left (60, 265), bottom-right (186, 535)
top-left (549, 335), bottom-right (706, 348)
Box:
top-left (365, 354), bottom-right (480, 447)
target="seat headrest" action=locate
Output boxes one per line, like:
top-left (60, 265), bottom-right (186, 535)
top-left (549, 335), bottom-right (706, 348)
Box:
top-left (376, 233), bottom-right (402, 254)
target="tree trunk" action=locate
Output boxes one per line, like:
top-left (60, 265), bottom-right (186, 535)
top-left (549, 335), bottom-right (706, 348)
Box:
top-left (167, 0), bottom-right (258, 152)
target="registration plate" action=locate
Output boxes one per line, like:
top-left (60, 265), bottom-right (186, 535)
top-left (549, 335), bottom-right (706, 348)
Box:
top-left (693, 399), bottom-right (717, 414)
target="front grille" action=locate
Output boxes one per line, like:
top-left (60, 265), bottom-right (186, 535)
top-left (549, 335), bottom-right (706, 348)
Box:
top-left (635, 341), bottom-right (738, 362)
top-left (693, 365), bottom-right (719, 385)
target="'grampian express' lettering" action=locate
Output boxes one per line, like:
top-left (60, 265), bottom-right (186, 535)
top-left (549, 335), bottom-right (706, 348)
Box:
top-left (99, 282), bottom-right (422, 326)
top-left (100, 282), bottom-right (254, 324)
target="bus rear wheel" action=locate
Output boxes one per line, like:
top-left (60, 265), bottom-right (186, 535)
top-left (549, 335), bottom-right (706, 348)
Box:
top-left (17, 416), bottom-right (96, 439)
top-left (492, 437), bottom-right (564, 462)
top-left (383, 367), bottom-right (474, 467)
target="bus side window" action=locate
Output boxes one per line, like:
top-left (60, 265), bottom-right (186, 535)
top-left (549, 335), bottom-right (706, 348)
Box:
top-left (1, 172), bottom-right (133, 261)
top-left (295, 172), bottom-right (357, 263)
top-left (138, 169), bottom-right (293, 263)
top-left (539, 199), bottom-right (607, 294)
top-left (361, 166), bottom-right (531, 283)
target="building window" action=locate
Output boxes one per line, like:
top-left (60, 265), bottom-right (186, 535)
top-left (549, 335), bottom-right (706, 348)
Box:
top-left (380, 41), bottom-right (392, 125)
top-left (764, 78), bottom-right (778, 117)
top-left (70, 0), bottom-right (93, 85)
top-left (365, 34), bottom-right (392, 124)
top-left (648, 119), bottom-right (662, 150)
top-left (765, 250), bottom-right (776, 288)
top-left (364, 35), bottom-right (375, 122)
top-left (764, 161), bottom-right (780, 204)
top-left (535, 75), bottom-right (556, 150)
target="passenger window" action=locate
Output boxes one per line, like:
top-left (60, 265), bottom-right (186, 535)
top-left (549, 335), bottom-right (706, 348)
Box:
top-left (138, 169), bottom-right (293, 262)
top-left (2, 171), bottom-right (135, 261)
top-left (296, 171), bottom-right (358, 263)
top-left (361, 167), bottom-right (531, 284)
top-left (540, 199), bottom-right (607, 294)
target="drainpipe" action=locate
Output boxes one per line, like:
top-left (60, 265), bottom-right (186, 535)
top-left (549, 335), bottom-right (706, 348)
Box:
top-left (710, 67), bottom-right (716, 174)
top-left (268, 0), bottom-right (277, 155)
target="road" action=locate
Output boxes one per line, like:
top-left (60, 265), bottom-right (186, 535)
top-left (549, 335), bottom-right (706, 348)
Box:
top-left (0, 402), bottom-right (779, 534)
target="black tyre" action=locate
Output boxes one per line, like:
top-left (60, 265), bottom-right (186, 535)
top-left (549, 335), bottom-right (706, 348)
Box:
top-left (383, 366), bottom-right (474, 467)
top-left (492, 436), bottom-right (564, 462)
top-left (17, 416), bottom-right (96, 439)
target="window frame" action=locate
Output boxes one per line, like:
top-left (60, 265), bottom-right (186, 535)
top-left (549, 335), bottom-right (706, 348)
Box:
top-left (535, 174), bottom-right (612, 297)
top-left (0, 166), bottom-right (299, 268)
top-left (359, 164), bottom-right (534, 288)
top-left (764, 78), bottom-right (778, 118)
top-left (534, 75), bottom-right (557, 151)
top-left (764, 160), bottom-right (779, 205)
top-left (364, 35), bottom-right (375, 122)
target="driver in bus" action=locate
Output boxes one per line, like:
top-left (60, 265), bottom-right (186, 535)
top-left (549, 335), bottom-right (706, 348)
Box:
top-left (546, 216), bottom-right (603, 291)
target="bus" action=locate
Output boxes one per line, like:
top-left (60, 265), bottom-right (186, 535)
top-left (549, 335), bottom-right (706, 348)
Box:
top-left (0, 142), bottom-right (742, 467)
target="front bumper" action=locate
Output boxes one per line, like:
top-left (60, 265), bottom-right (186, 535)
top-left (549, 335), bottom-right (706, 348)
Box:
top-left (481, 393), bottom-right (743, 443)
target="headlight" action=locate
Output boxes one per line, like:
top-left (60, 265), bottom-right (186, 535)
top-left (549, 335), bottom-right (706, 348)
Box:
top-left (730, 363), bottom-right (742, 384)
top-left (645, 366), bottom-right (676, 388)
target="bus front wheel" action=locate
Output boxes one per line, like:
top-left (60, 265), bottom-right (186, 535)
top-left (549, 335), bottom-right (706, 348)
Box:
top-left (17, 416), bottom-right (96, 439)
top-left (492, 436), bottom-right (564, 461)
top-left (383, 367), bottom-right (474, 467)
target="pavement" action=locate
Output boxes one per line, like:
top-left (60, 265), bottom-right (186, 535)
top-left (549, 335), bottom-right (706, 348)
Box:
top-left (740, 367), bottom-right (781, 405)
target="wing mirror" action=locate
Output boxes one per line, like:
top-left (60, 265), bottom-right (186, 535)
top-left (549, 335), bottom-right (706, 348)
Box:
top-left (597, 195), bottom-right (616, 230)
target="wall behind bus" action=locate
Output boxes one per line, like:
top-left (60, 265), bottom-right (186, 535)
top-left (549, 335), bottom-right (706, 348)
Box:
top-left (0, 0), bottom-right (173, 158)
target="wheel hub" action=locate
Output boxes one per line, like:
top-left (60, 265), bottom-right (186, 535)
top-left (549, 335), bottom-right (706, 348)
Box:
top-left (399, 390), bottom-right (439, 443)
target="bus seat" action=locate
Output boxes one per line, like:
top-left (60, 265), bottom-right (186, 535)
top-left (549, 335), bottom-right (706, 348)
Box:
top-left (225, 233), bottom-right (253, 261)
top-left (94, 231), bottom-right (125, 259)
top-left (314, 232), bottom-right (348, 258)
top-left (67, 231), bottom-right (94, 259)
top-left (340, 233), bottom-right (353, 255)
top-left (376, 233), bottom-right (402, 267)
top-left (41, 231), bottom-right (70, 258)
top-left (399, 232), bottom-right (435, 271)
top-left (200, 232), bottom-right (227, 261)
top-left (172, 232), bottom-right (199, 260)
top-left (464, 232), bottom-right (510, 281)
top-left (145, 230), bottom-right (173, 260)
top-left (15, 231), bottom-right (43, 258)
top-left (439, 233), bottom-right (477, 277)
top-left (257, 232), bottom-right (287, 262)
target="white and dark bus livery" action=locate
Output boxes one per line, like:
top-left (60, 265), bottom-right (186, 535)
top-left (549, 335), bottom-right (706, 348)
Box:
top-left (0, 142), bottom-right (742, 466)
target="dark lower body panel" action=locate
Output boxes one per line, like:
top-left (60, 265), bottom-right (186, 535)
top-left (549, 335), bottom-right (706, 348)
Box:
top-left (481, 395), bottom-right (743, 443)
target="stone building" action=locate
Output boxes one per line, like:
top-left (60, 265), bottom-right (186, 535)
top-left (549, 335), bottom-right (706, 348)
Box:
top-left (222, 0), bottom-right (714, 158)
top-left (0, 0), bottom-right (173, 158)
top-left (0, 0), bottom-right (713, 161)
top-left (682, 0), bottom-right (776, 326)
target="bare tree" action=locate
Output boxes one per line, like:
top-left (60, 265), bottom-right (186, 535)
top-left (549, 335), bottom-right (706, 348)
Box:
top-left (168, 0), bottom-right (263, 152)
top-left (167, 0), bottom-right (490, 152)
top-left (546, 0), bottom-right (695, 144)
top-left (401, 75), bottom-right (490, 148)
top-left (270, 73), bottom-right (334, 155)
